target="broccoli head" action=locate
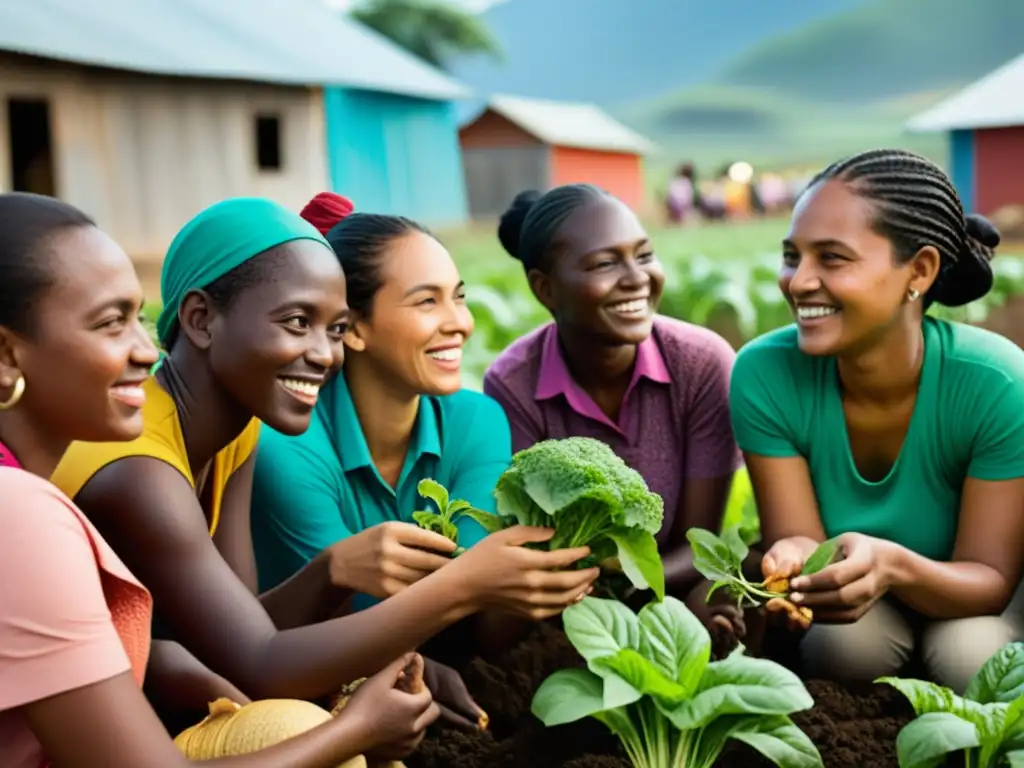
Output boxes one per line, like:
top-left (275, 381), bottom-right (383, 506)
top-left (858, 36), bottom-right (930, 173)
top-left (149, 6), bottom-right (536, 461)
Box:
top-left (491, 437), bottom-right (665, 600)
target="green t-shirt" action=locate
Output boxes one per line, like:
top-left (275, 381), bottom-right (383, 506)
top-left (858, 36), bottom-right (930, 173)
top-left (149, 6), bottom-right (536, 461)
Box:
top-left (251, 373), bottom-right (512, 608)
top-left (730, 317), bottom-right (1024, 561)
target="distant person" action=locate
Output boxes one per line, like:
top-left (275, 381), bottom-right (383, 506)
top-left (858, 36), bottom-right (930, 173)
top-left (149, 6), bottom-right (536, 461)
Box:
top-left (733, 149), bottom-right (1024, 693)
top-left (665, 162), bottom-right (698, 224)
top-left (484, 184), bottom-right (745, 649)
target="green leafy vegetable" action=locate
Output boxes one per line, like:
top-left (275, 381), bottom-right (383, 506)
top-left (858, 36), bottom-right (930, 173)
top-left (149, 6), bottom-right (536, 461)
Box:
top-left (878, 641), bottom-right (1024, 767)
top-left (532, 596), bottom-right (822, 768)
top-left (461, 437), bottom-right (666, 601)
top-left (411, 478), bottom-right (489, 556)
top-left (688, 527), bottom-right (843, 628)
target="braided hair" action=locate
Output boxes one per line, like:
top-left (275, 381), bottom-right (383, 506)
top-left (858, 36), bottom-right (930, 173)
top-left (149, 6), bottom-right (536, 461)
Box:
top-left (809, 148), bottom-right (1001, 308)
top-left (498, 184), bottom-right (612, 272)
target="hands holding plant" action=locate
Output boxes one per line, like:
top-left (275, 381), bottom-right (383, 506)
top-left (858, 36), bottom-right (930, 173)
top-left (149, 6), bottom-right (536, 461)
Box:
top-left (450, 525), bottom-right (600, 620)
top-left (326, 521), bottom-right (458, 600)
top-left (764, 532), bottom-right (900, 624)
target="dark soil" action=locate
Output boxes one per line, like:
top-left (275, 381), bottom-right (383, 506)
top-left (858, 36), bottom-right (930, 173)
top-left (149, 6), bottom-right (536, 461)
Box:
top-left (408, 622), bottom-right (914, 768)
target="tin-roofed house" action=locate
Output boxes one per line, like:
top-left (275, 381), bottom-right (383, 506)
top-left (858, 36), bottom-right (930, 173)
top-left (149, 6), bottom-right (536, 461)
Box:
top-left (458, 94), bottom-right (656, 219)
top-left (0, 0), bottom-right (470, 291)
top-left (908, 52), bottom-right (1024, 216)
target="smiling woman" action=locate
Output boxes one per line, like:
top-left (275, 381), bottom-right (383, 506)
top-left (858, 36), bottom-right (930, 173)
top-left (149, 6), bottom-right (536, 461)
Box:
top-left (733, 148), bottom-right (1024, 694)
top-left (482, 184), bottom-right (745, 648)
top-left (250, 195), bottom-right (597, 642)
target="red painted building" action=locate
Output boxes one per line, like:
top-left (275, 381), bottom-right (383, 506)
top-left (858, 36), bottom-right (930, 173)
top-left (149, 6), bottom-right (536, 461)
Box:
top-left (908, 53), bottom-right (1024, 215)
top-left (459, 94), bottom-right (656, 219)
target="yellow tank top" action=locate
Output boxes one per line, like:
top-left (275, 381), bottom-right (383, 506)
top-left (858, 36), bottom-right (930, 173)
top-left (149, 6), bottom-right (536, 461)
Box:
top-left (51, 377), bottom-right (261, 536)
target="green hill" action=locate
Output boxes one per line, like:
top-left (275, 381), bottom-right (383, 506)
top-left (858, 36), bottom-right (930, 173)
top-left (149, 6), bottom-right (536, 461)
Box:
top-left (619, 0), bottom-right (1024, 171)
top-left (717, 0), bottom-right (1024, 104)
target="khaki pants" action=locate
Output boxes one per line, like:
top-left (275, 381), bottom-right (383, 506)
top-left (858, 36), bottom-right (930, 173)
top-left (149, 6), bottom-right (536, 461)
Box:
top-left (800, 581), bottom-right (1024, 694)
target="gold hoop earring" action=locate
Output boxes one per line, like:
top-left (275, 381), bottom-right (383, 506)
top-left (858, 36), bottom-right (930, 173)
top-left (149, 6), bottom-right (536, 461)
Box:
top-left (908, 288), bottom-right (921, 302)
top-left (0, 375), bottom-right (25, 411)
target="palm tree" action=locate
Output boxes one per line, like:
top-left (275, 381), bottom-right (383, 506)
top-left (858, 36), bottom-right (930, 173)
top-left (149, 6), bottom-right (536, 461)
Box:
top-left (350, 0), bottom-right (503, 71)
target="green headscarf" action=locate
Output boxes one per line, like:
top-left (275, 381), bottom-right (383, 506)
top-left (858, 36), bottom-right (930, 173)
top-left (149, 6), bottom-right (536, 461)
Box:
top-left (156, 197), bottom-right (332, 347)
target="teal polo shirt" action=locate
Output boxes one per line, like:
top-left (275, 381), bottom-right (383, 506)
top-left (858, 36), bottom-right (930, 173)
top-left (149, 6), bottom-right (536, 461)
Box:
top-left (730, 317), bottom-right (1024, 561)
top-left (251, 372), bottom-right (512, 609)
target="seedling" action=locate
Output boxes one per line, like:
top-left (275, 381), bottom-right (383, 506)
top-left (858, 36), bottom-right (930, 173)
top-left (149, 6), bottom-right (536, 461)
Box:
top-left (878, 642), bottom-right (1024, 767)
top-left (411, 478), bottom-right (486, 556)
top-left (687, 527), bottom-right (842, 629)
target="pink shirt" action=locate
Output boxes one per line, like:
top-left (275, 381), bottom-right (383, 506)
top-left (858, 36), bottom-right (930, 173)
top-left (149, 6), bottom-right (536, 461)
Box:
top-left (0, 468), bottom-right (153, 768)
top-left (483, 316), bottom-right (742, 543)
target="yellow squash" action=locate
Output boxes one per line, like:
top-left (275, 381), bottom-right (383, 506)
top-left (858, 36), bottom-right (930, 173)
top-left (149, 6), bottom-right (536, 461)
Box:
top-left (173, 697), bottom-right (367, 767)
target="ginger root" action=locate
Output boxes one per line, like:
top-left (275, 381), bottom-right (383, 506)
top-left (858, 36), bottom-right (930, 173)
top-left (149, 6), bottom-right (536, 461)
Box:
top-left (766, 597), bottom-right (813, 629)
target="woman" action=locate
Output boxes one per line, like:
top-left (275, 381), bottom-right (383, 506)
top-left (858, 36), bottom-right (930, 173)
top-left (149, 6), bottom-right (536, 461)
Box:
top-left (250, 193), bottom-right (516, 616)
top-left (483, 184), bottom-right (744, 635)
top-left (731, 148), bottom-right (1024, 693)
top-left (0, 191), bottom-right (437, 767)
top-left (48, 197), bottom-right (598, 714)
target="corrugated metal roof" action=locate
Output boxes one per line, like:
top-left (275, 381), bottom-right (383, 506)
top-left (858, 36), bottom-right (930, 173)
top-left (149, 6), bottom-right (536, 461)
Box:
top-left (907, 52), bottom-right (1024, 132)
top-left (0, 0), bottom-right (469, 101)
top-left (472, 94), bottom-right (657, 155)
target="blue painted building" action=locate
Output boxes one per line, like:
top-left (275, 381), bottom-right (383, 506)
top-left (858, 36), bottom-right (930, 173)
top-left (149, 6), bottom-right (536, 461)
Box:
top-left (908, 53), bottom-right (1024, 215)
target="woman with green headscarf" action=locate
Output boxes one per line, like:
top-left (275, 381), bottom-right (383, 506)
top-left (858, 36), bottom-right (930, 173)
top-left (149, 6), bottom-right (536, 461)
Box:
top-left (49, 198), bottom-right (598, 750)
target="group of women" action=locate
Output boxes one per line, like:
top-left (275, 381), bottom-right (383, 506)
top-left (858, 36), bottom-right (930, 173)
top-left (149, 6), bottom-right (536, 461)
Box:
top-left (3, 146), bottom-right (1024, 767)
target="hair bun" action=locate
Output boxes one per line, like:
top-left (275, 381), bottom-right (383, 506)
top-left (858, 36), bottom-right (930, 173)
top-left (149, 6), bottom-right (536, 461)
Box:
top-left (965, 213), bottom-right (1001, 251)
top-left (930, 213), bottom-right (999, 307)
top-left (497, 190), bottom-right (542, 262)
top-left (300, 192), bottom-right (355, 235)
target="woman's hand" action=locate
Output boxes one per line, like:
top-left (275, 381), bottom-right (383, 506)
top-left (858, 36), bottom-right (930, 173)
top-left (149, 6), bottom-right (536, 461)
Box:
top-left (342, 653), bottom-right (440, 761)
top-left (451, 526), bottom-right (600, 621)
top-left (785, 533), bottom-right (901, 623)
top-left (422, 658), bottom-right (488, 731)
top-left (761, 536), bottom-right (822, 582)
top-left (145, 640), bottom-right (251, 713)
top-left (327, 522), bottom-right (457, 600)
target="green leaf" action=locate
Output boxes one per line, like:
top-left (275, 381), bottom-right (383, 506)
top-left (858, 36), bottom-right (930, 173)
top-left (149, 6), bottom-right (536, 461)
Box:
top-left (800, 538), bottom-right (841, 575)
top-left (411, 510), bottom-right (451, 539)
top-left (561, 597), bottom-right (644, 709)
top-left (1006, 749), bottom-right (1024, 767)
top-left (637, 596), bottom-right (710, 697)
top-left (876, 677), bottom-right (958, 716)
top-left (562, 597), bottom-right (641, 660)
top-left (608, 528), bottom-right (665, 601)
top-left (531, 668), bottom-right (608, 726)
top-left (966, 642), bottom-right (1024, 704)
top-left (894, 712), bottom-right (980, 768)
top-left (446, 498), bottom-right (472, 516)
top-left (594, 649), bottom-right (688, 705)
top-left (725, 715), bottom-right (824, 768)
top-left (417, 478), bottom-right (449, 515)
top-left (457, 507), bottom-right (511, 535)
top-left (666, 652), bottom-right (813, 730)
top-left (687, 527), bottom-right (740, 583)
top-left (721, 524), bottom-right (750, 563)
top-left (494, 473), bottom-right (550, 527)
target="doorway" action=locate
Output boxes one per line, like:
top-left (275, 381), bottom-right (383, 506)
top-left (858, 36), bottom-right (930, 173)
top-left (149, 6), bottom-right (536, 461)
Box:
top-left (7, 98), bottom-right (55, 196)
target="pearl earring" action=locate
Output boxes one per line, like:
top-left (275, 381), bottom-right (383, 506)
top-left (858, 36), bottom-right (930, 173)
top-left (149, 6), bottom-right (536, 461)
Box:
top-left (908, 288), bottom-right (921, 302)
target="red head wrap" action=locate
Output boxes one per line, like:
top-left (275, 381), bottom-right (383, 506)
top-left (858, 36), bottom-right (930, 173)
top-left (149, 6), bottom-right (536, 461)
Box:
top-left (300, 192), bottom-right (355, 235)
